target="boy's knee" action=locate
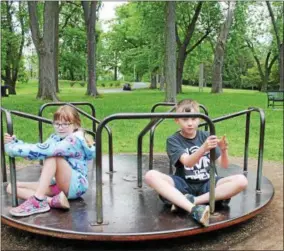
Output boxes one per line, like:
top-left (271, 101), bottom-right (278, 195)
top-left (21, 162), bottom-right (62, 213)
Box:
top-left (144, 170), bottom-right (159, 185)
top-left (237, 175), bottom-right (248, 190)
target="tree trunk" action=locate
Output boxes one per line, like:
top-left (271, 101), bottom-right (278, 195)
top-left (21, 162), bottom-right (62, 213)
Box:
top-left (176, 46), bottom-right (187, 93)
top-left (28, 1), bottom-right (59, 101)
top-left (280, 43), bottom-right (284, 90)
top-left (164, 1), bottom-right (176, 102)
top-left (212, 2), bottom-right (236, 93)
top-left (199, 63), bottom-right (204, 91)
top-left (82, 1), bottom-right (99, 96)
top-left (266, 1), bottom-right (284, 91)
top-left (247, 40), bottom-right (278, 91)
top-left (54, 5), bottom-right (59, 92)
top-left (2, 1), bottom-right (26, 95)
top-left (150, 73), bottom-right (157, 89)
top-left (175, 2), bottom-right (203, 93)
top-left (114, 65), bottom-right (118, 81)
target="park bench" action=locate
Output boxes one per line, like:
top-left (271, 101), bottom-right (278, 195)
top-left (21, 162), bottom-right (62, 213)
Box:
top-left (1, 85), bottom-right (9, 97)
top-left (267, 90), bottom-right (284, 109)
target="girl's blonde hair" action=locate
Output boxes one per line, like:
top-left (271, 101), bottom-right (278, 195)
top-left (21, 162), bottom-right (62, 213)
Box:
top-left (53, 105), bottom-right (81, 129)
top-left (176, 99), bottom-right (200, 113)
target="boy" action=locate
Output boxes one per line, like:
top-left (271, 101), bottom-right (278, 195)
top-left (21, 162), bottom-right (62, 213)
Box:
top-left (144, 99), bottom-right (248, 227)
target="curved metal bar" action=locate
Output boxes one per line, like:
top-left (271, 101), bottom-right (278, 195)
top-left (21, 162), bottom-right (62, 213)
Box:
top-left (38, 102), bottom-right (96, 138)
top-left (1, 108), bottom-right (18, 206)
top-left (248, 107), bottom-right (265, 192)
top-left (2, 107), bottom-right (97, 208)
top-left (198, 109), bottom-right (254, 127)
top-left (150, 102), bottom-right (176, 113)
top-left (65, 103), bottom-right (114, 173)
top-left (244, 112), bottom-right (251, 173)
top-left (38, 102), bottom-right (96, 166)
top-left (95, 113), bottom-right (216, 224)
top-left (1, 110), bottom-right (7, 182)
top-left (148, 104), bottom-right (208, 170)
top-left (198, 107), bottom-right (266, 192)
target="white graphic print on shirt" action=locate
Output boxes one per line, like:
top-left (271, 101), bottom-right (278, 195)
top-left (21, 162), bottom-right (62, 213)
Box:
top-left (184, 146), bottom-right (210, 181)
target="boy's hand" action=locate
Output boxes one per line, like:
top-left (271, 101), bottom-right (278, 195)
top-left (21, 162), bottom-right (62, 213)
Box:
top-left (218, 135), bottom-right (228, 151)
top-left (202, 135), bottom-right (218, 152)
top-left (4, 133), bottom-right (16, 144)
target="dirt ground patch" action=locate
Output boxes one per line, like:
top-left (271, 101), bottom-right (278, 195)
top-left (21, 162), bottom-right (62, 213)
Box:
top-left (1, 157), bottom-right (283, 251)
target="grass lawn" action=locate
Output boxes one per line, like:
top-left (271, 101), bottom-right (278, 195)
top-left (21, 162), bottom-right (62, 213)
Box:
top-left (1, 80), bottom-right (283, 162)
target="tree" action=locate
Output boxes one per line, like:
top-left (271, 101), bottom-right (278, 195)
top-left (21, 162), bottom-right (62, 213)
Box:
top-left (266, 1), bottom-right (284, 90)
top-left (246, 40), bottom-right (278, 91)
top-left (59, 2), bottom-right (86, 81)
top-left (244, 2), bottom-right (280, 91)
top-left (164, 1), bottom-right (176, 102)
top-left (82, 1), bottom-right (99, 96)
top-left (28, 1), bottom-right (59, 100)
top-left (175, 2), bottom-right (203, 93)
top-left (212, 2), bottom-right (237, 93)
top-left (1, 1), bottom-right (27, 94)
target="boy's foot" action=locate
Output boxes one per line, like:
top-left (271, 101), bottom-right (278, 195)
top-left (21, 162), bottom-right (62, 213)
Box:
top-left (50, 191), bottom-right (70, 209)
top-left (190, 205), bottom-right (210, 227)
top-left (9, 196), bottom-right (50, 217)
top-left (215, 198), bottom-right (231, 208)
top-left (171, 193), bottom-right (195, 212)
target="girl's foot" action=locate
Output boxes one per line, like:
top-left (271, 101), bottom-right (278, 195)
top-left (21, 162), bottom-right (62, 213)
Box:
top-left (10, 196), bottom-right (50, 217)
top-left (50, 191), bottom-right (70, 209)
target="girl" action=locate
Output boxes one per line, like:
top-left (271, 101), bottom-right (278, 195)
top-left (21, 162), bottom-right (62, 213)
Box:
top-left (4, 105), bottom-right (96, 217)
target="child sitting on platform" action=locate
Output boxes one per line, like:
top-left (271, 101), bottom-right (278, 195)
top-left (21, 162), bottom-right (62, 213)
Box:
top-left (144, 99), bottom-right (248, 227)
top-left (4, 105), bottom-right (96, 217)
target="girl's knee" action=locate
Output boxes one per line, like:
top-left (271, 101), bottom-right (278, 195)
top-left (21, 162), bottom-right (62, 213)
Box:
top-left (144, 170), bottom-right (160, 185)
top-left (6, 183), bottom-right (11, 194)
top-left (6, 182), bottom-right (21, 194)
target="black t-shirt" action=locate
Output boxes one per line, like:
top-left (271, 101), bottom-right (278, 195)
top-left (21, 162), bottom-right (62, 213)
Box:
top-left (166, 130), bottom-right (221, 183)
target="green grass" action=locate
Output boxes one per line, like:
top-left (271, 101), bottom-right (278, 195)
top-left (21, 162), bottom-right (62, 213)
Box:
top-left (2, 81), bottom-right (283, 162)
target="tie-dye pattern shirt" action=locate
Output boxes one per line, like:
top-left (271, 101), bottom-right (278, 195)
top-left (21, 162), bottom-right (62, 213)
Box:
top-left (4, 130), bottom-right (96, 178)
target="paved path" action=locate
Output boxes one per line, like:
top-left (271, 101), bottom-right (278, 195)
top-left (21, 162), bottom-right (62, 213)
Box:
top-left (98, 82), bottom-right (148, 93)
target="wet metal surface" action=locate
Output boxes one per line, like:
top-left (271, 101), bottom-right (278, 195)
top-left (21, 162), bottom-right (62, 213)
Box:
top-left (1, 154), bottom-right (274, 241)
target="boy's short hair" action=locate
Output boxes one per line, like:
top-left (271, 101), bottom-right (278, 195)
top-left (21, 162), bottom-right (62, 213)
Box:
top-left (176, 99), bottom-right (200, 113)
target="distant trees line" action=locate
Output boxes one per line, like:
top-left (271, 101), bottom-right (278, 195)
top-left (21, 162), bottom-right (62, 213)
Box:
top-left (1, 1), bottom-right (283, 101)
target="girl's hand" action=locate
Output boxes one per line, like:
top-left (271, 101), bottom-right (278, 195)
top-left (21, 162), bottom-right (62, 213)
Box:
top-left (4, 133), bottom-right (16, 144)
top-left (218, 135), bottom-right (228, 151)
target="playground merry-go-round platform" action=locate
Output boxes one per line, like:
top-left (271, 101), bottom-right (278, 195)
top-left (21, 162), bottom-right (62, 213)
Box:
top-left (1, 154), bottom-right (274, 241)
top-left (1, 102), bottom-right (274, 241)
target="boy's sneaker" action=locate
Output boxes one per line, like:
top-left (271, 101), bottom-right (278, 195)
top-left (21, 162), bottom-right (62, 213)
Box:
top-left (215, 198), bottom-right (231, 208)
top-left (190, 205), bottom-right (210, 227)
top-left (9, 196), bottom-right (50, 217)
top-left (50, 191), bottom-right (70, 210)
top-left (171, 193), bottom-right (195, 212)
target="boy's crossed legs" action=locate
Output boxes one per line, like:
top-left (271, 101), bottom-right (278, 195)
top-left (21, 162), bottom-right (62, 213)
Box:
top-left (144, 170), bottom-right (248, 227)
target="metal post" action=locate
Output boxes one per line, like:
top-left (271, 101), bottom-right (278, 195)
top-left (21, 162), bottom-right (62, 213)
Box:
top-left (243, 112), bottom-right (251, 173)
top-left (3, 110), bottom-right (18, 206)
top-left (1, 112), bottom-right (7, 182)
top-left (95, 112), bottom-right (216, 224)
top-left (256, 109), bottom-right (265, 191)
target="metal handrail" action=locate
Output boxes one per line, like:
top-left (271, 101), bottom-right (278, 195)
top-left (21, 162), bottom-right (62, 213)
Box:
top-left (95, 112), bottom-right (217, 224)
top-left (198, 107), bottom-right (265, 191)
top-left (1, 108), bottom-right (17, 206)
top-left (38, 102), bottom-right (96, 166)
top-left (1, 107), bottom-right (96, 207)
top-left (146, 102), bottom-right (209, 170)
top-left (38, 102), bottom-right (114, 173)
